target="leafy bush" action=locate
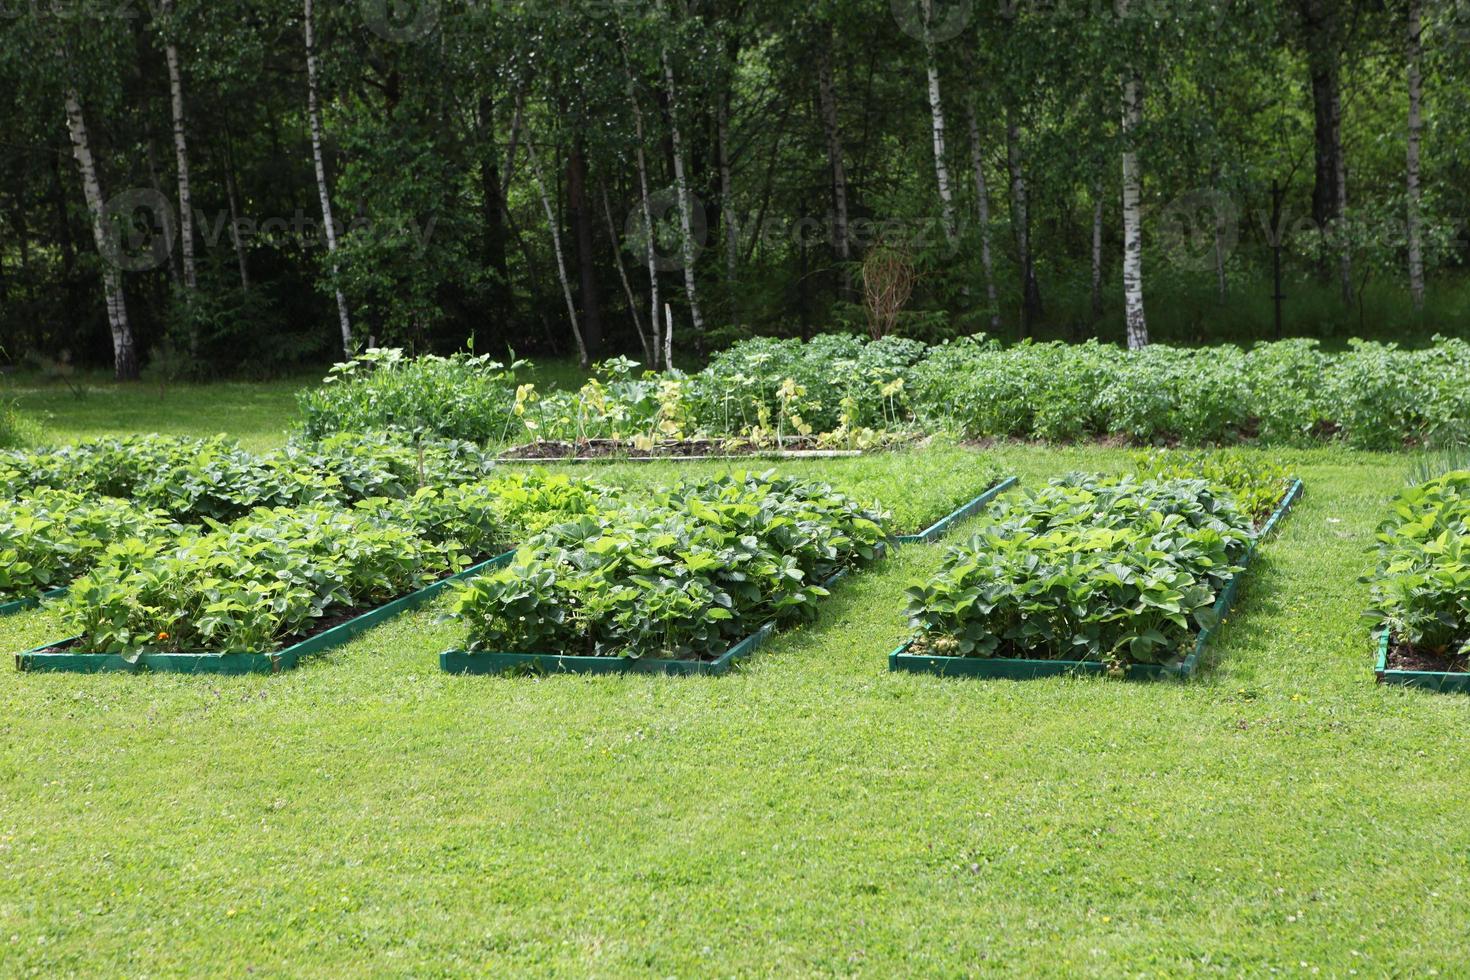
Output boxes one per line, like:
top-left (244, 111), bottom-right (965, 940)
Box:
top-left (1365, 471), bottom-right (1470, 654)
top-left (905, 476), bottom-right (1256, 667)
top-left (297, 347), bottom-right (521, 443)
top-left (449, 472), bottom-right (891, 660)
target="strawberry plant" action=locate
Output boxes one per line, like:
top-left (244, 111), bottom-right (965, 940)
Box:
top-left (0, 489), bottom-right (174, 602)
top-left (905, 476), bottom-right (1255, 669)
top-left (52, 470), bottom-right (618, 657)
top-left (1365, 470), bottom-right (1470, 657)
top-left (449, 473), bottom-right (891, 661)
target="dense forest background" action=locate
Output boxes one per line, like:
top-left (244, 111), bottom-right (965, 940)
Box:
top-left (1, 0), bottom-right (1467, 379)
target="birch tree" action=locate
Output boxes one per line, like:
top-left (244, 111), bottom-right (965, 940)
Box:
top-left (660, 36), bottom-right (706, 341)
top-left (815, 26), bottom-right (853, 298)
top-left (159, 0), bottom-right (196, 293)
top-left (1118, 0), bottom-right (1148, 349)
top-left (303, 0), bottom-right (353, 358)
top-left (522, 132), bottom-right (590, 369)
top-left (920, 0), bottom-right (957, 242)
top-left (63, 83), bottom-right (138, 380)
top-left (966, 99), bottom-right (1000, 329)
top-left (618, 28), bottom-right (661, 367)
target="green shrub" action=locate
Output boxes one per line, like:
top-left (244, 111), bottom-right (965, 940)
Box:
top-left (297, 348), bottom-right (520, 443)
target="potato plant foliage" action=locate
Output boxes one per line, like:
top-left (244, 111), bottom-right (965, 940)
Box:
top-left (906, 476), bottom-right (1265, 668)
top-left (1366, 471), bottom-right (1470, 655)
top-left (298, 335), bottom-right (1470, 451)
top-left (449, 473), bottom-right (891, 661)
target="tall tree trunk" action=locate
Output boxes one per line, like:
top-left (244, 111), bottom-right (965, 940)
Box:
top-left (1005, 111), bottom-right (1041, 334)
top-left (566, 136), bottom-right (603, 359)
top-left (1332, 81), bottom-right (1351, 306)
top-left (661, 43), bottom-right (706, 343)
top-left (1298, 0), bottom-right (1351, 304)
top-left (966, 100), bottom-right (1000, 330)
top-left (304, 0), bottom-right (353, 357)
top-left (601, 183), bottom-right (653, 363)
top-left (1121, 68), bottom-right (1148, 350)
top-left (523, 133), bottom-right (589, 369)
top-left (619, 32), bottom-right (662, 368)
top-left (221, 125), bottom-right (250, 290)
top-left (63, 87), bottom-right (138, 380)
top-left (161, 0), bottom-right (196, 293)
top-left (921, 0), bottom-right (957, 242)
top-left (1406, 0), bottom-right (1425, 312)
top-left (1090, 190), bottom-right (1104, 323)
top-left (716, 89), bottom-right (738, 299)
top-left (815, 28), bottom-right (852, 299)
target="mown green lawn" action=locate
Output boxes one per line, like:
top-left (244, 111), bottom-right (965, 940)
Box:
top-left (1, 385), bottom-right (1466, 975)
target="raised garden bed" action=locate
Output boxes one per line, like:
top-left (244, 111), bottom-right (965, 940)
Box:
top-left (440, 567), bottom-right (857, 678)
top-left (895, 477), bottom-right (1018, 544)
top-left (497, 437), bottom-right (869, 462)
top-left (1374, 629), bottom-right (1470, 693)
top-left (16, 551), bottom-right (514, 675)
top-left (889, 478), bottom-right (1303, 682)
top-left (0, 586), bottom-right (68, 618)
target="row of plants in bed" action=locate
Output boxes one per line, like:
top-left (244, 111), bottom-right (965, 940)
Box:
top-left (298, 334), bottom-right (1470, 452)
top-left (440, 473), bottom-right (894, 676)
top-left (1368, 469), bottom-right (1470, 692)
top-left (15, 472), bottom-right (620, 672)
top-left (0, 432), bottom-right (507, 613)
top-left (0, 431), bottom-right (500, 522)
top-left (894, 453), bottom-right (1301, 680)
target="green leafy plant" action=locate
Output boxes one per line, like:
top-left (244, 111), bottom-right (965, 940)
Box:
top-left (1365, 470), bottom-right (1470, 656)
top-left (449, 472), bottom-right (891, 661)
top-left (905, 476), bottom-right (1255, 669)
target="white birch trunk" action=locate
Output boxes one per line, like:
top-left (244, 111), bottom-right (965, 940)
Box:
top-left (600, 183), bottom-right (653, 363)
top-left (921, 0), bottom-right (956, 242)
top-left (1121, 70), bottom-right (1148, 349)
top-left (619, 35), bottom-right (662, 368)
top-left (304, 0), bottom-right (353, 357)
top-left (1406, 0), bottom-right (1425, 311)
top-left (661, 43), bottom-right (706, 339)
top-left (222, 138), bottom-right (250, 290)
top-left (162, 0), bottom-right (195, 292)
top-left (63, 87), bottom-right (137, 380)
top-left (523, 134), bottom-right (589, 368)
top-left (966, 100), bottom-right (999, 329)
